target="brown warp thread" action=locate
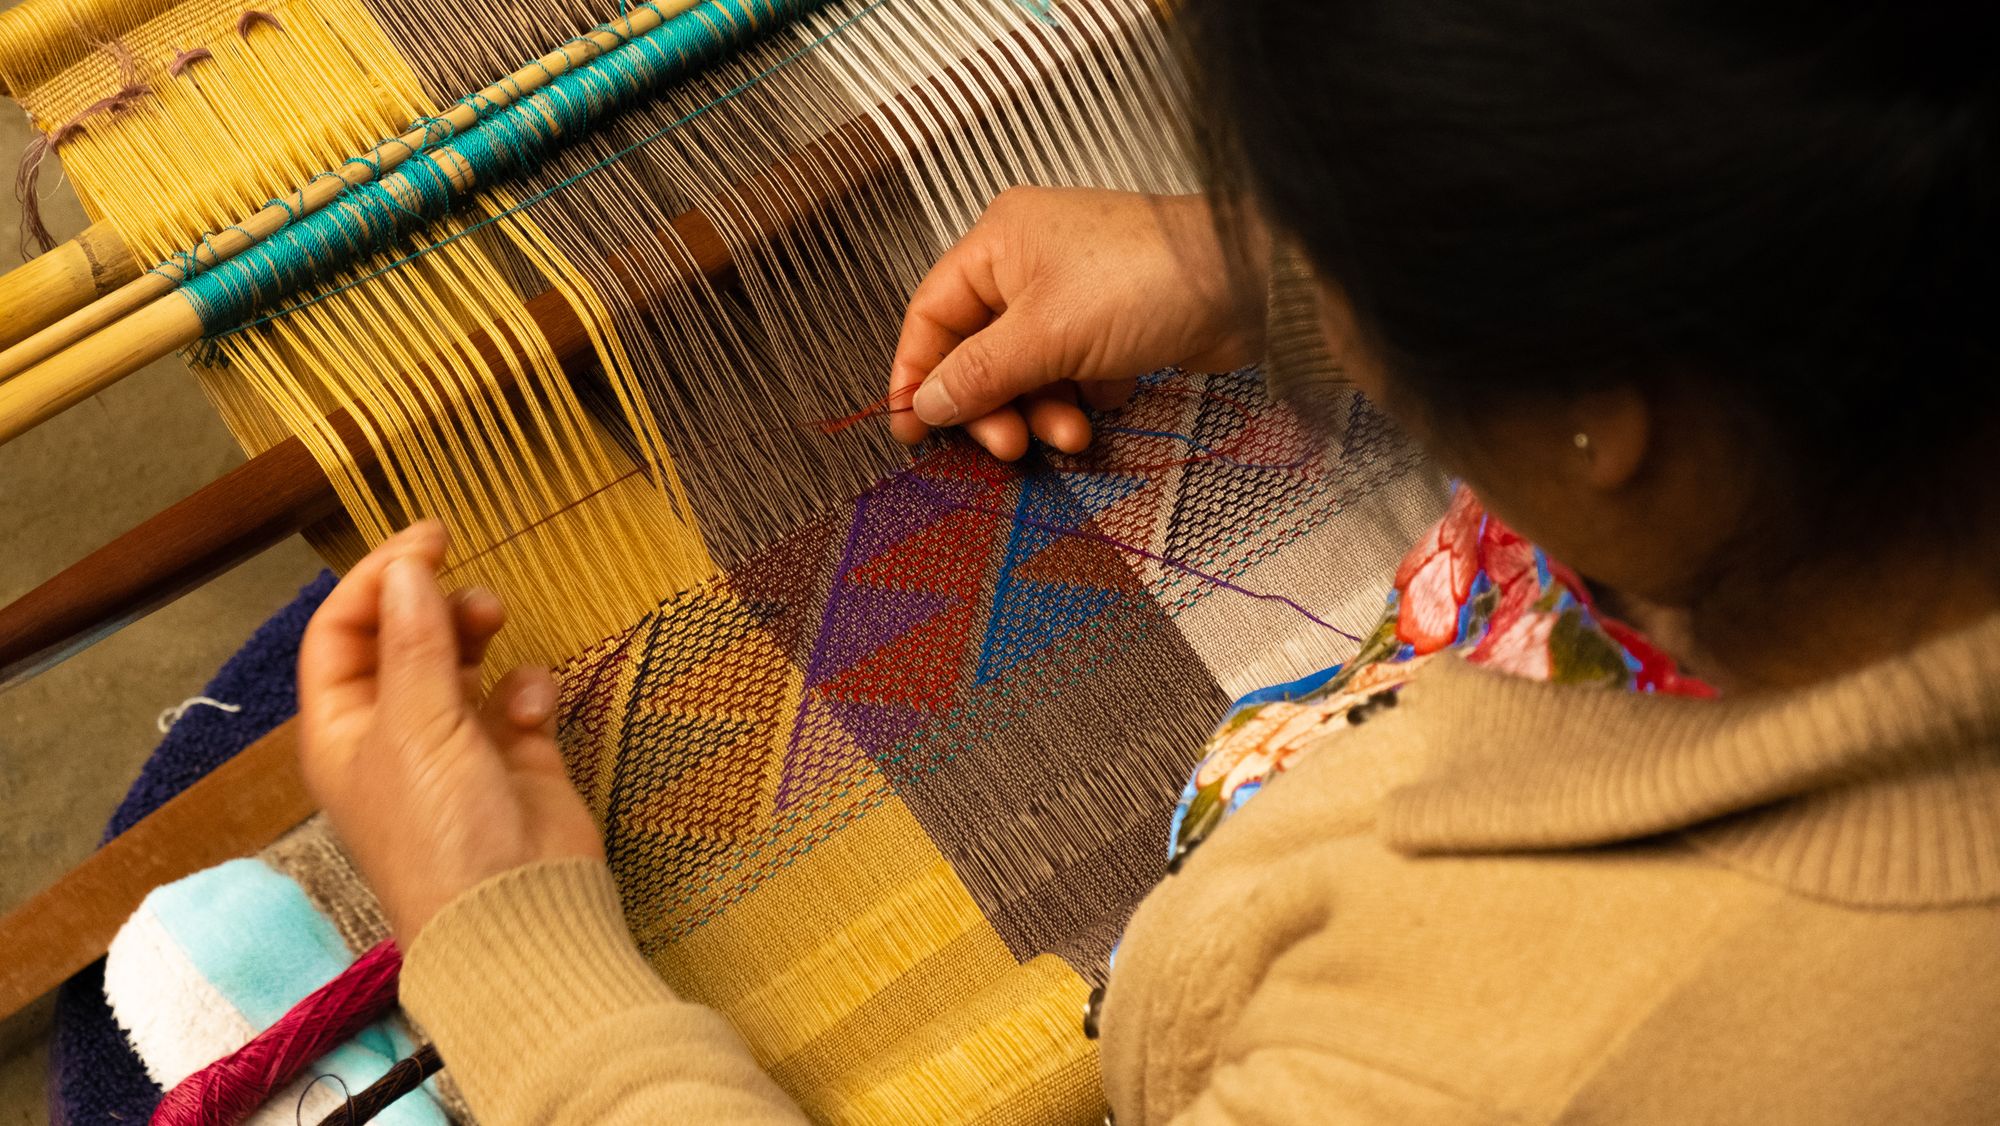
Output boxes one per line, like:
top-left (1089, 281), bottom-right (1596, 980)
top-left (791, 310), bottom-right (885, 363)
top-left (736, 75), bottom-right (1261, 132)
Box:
top-left (238, 9), bottom-right (286, 35)
top-left (166, 46), bottom-right (214, 77)
top-left (13, 40), bottom-right (149, 258)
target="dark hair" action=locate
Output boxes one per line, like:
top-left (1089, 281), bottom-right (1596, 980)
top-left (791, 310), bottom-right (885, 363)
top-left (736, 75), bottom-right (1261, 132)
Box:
top-left (1183, 0), bottom-right (1996, 518)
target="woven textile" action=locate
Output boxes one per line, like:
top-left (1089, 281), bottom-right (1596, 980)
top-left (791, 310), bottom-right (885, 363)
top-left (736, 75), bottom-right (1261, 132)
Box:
top-left (81, 373), bottom-right (1440, 1125)
top-left (552, 371), bottom-right (1442, 1122)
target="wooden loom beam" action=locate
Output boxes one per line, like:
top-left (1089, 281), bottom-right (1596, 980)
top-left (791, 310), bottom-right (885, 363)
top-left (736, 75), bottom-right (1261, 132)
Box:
top-left (0, 722), bottom-right (315, 1026)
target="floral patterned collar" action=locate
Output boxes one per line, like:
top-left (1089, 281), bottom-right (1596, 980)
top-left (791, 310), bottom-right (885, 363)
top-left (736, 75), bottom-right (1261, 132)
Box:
top-left (1167, 486), bottom-right (1715, 866)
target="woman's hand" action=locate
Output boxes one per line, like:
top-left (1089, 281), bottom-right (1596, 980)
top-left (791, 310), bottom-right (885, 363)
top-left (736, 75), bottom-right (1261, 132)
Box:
top-left (297, 522), bottom-right (605, 945)
top-left (889, 187), bottom-right (1267, 460)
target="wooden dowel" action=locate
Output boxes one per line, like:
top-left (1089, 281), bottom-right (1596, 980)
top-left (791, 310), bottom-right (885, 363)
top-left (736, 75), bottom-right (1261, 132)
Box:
top-left (0, 0), bottom-right (704, 382)
top-left (0, 221), bottom-right (140, 353)
top-left (0, 720), bottom-right (316, 1024)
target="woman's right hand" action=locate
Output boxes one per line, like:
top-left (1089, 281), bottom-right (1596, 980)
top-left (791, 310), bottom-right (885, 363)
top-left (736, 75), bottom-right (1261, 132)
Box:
top-left (888, 187), bottom-right (1267, 460)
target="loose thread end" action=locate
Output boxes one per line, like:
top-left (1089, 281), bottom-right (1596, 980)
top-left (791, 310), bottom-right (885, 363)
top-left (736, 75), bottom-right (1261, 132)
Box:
top-left (166, 47), bottom-right (214, 79)
top-left (237, 9), bottom-right (285, 36)
top-left (13, 39), bottom-right (150, 260)
top-left (14, 134), bottom-right (59, 260)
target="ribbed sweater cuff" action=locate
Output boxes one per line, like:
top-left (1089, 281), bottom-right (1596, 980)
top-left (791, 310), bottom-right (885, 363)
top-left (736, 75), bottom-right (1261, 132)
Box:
top-left (402, 858), bottom-right (677, 1090)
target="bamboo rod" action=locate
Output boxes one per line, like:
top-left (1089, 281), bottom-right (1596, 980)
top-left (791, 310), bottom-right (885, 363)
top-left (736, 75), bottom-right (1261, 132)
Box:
top-left (0, 221), bottom-right (140, 352)
top-left (0, 0), bottom-right (704, 382)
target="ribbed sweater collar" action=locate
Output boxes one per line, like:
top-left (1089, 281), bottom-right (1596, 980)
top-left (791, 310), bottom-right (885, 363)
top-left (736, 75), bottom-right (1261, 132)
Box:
top-left (1383, 613), bottom-right (2000, 907)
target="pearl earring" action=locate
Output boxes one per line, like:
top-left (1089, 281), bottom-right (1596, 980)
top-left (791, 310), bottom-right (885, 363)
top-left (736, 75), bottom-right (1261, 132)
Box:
top-left (1572, 432), bottom-right (1591, 452)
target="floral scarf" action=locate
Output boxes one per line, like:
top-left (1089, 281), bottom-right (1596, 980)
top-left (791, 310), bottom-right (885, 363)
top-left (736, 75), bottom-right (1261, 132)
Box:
top-left (1165, 486), bottom-right (1716, 866)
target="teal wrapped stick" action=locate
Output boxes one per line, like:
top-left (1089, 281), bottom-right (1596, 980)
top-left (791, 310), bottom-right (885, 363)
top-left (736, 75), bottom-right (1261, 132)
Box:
top-left (180, 0), bottom-right (831, 335)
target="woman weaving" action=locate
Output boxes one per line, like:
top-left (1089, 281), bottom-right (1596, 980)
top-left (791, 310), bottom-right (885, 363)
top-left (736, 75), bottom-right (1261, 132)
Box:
top-left (295, 0), bottom-right (2000, 1121)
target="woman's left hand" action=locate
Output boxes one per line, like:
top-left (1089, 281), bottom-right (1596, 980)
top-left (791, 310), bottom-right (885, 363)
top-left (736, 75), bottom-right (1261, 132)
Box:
top-left (296, 522), bottom-right (605, 945)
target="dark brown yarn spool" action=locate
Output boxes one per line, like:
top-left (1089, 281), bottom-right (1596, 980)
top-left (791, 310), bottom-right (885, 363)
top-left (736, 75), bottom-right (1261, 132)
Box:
top-left (310, 1044), bottom-right (443, 1126)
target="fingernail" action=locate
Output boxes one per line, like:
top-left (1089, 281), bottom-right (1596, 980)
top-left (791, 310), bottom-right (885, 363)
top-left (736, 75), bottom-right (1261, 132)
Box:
top-left (383, 556), bottom-right (431, 613)
top-left (512, 673), bottom-right (557, 726)
top-left (913, 379), bottom-right (958, 426)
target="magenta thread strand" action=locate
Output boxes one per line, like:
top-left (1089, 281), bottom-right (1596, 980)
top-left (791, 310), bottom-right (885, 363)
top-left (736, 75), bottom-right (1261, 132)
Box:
top-left (151, 940), bottom-right (403, 1126)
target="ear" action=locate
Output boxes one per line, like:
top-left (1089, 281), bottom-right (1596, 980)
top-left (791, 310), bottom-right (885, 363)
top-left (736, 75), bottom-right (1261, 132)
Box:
top-left (1570, 386), bottom-right (1649, 490)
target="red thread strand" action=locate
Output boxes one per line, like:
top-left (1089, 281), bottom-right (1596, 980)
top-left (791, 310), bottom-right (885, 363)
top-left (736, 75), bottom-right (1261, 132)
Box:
top-left (152, 940), bottom-right (403, 1126)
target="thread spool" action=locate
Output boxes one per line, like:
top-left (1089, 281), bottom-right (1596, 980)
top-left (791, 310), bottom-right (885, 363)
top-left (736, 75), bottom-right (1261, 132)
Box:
top-left (151, 940), bottom-right (402, 1126)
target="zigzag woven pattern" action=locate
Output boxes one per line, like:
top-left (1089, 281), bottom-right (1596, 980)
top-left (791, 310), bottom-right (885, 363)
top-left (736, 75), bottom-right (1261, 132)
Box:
top-left (550, 371), bottom-right (1442, 1122)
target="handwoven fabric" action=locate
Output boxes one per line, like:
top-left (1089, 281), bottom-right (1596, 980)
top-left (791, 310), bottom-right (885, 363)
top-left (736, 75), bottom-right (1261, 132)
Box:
top-left (75, 372), bottom-right (1440, 1125)
top-left (551, 371), bottom-right (1443, 1122)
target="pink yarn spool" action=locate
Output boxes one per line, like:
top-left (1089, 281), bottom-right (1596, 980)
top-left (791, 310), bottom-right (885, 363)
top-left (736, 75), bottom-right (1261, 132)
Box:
top-left (151, 939), bottom-right (403, 1126)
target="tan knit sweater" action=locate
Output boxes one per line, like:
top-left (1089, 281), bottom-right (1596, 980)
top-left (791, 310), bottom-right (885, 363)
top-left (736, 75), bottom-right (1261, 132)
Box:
top-left (403, 612), bottom-right (2000, 1123)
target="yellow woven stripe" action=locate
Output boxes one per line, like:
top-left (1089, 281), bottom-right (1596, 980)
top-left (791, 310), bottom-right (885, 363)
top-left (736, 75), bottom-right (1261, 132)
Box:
top-left (765, 928), bottom-right (1013, 1093)
top-left (728, 853), bottom-right (1004, 1064)
top-left (836, 955), bottom-right (1102, 1125)
top-left (657, 793), bottom-right (1103, 1125)
top-left (663, 798), bottom-right (1006, 1013)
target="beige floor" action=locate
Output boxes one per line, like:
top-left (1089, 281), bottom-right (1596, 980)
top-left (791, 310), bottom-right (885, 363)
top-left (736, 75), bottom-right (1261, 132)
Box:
top-left (0, 67), bottom-right (328, 1119)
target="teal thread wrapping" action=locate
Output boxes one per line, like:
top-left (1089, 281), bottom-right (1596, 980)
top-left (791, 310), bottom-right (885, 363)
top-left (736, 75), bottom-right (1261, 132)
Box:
top-left (159, 19), bottom-right (599, 289)
top-left (180, 0), bottom-right (825, 335)
top-left (202, 0), bottom-right (890, 342)
top-left (1014, 0), bottom-right (1058, 26)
